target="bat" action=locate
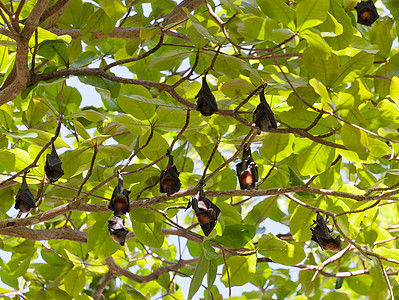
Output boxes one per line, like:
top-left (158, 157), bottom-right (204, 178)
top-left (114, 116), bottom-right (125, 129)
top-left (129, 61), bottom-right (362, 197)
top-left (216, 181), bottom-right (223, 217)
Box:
top-left (253, 86), bottom-right (277, 132)
top-left (108, 216), bottom-right (129, 245)
top-left (310, 213), bottom-right (342, 252)
top-left (14, 172), bottom-right (36, 213)
top-left (188, 185), bottom-right (220, 236)
top-left (355, 0), bottom-right (379, 26)
top-left (45, 141), bottom-right (64, 183)
top-left (160, 151), bottom-right (181, 196)
top-left (109, 171), bottom-right (131, 216)
top-left (236, 144), bottom-right (258, 190)
top-left (195, 73), bottom-right (218, 116)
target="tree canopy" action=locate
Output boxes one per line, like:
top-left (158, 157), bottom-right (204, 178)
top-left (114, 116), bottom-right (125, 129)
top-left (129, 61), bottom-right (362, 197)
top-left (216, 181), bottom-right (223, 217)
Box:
top-left (1, 0), bottom-right (399, 299)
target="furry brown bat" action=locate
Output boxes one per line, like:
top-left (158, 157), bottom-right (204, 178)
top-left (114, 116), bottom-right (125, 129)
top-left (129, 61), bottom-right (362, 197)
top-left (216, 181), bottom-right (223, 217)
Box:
top-left (108, 216), bottom-right (129, 245)
top-left (195, 73), bottom-right (218, 116)
top-left (355, 0), bottom-right (379, 26)
top-left (311, 213), bottom-right (342, 252)
top-left (253, 86), bottom-right (277, 132)
top-left (160, 151), bottom-right (181, 196)
top-left (187, 185), bottom-right (221, 236)
top-left (236, 145), bottom-right (258, 190)
top-left (45, 141), bottom-right (64, 183)
top-left (109, 172), bottom-right (131, 216)
top-left (15, 172), bottom-right (36, 213)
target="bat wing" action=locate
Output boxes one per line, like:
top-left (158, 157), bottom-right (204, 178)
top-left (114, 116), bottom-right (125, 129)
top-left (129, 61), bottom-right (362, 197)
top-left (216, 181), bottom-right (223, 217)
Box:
top-left (159, 170), bottom-right (166, 193)
top-left (249, 161), bottom-right (259, 183)
top-left (236, 161), bottom-right (243, 178)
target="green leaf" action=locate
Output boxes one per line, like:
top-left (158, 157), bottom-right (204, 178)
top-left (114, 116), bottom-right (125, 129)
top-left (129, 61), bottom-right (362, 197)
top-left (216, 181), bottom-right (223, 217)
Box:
top-left (72, 119), bottom-right (91, 140)
top-left (340, 124), bottom-right (368, 156)
top-left (221, 254), bottom-right (256, 286)
top-left (140, 27), bottom-right (161, 39)
top-left (183, 8), bottom-right (218, 44)
top-left (0, 103), bottom-right (13, 130)
top-left (78, 75), bottom-right (120, 99)
top-left (98, 144), bottom-right (131, 159)
top-left (24, 98), bottom-right (49, 127)
top-left (331, 51), bottom-right (374, 88)
top-left (62, 147), bottom-right (93, 178)
top-left (115, 114), bottom-right (148, 135)
top-left (290, 203), bottom-right (318, 241)
top-left (118, 95), bottom-right (155, 120)
top-left (87, 213), bottom-right (120, 259)
top-left (256, 0), bottom-right (295, 28)
top-left (301, 29), bottom-right (332, 60)
top-left (303, 50), bottom-right (340, 87)
top-left (187, 249), bottom-right (207, 300)
top-left (37, 40), bottom-right (69, 66)
top-left (390, 76), bottom-right (399, 105)
top-left (130, 208), bottom-right (165, 223)
top-left (296, 0), bottom-right (329, 31)
top-left (296, 142), bottom-right (337, 176)
top-left (207, 258), bottom-right (218, 299)
top-left (81, 8), bottom-right (115, 36)
top-left (132, 222), bottom-right (164, 248)
top-left (369, 19), bottom-right (394, 59)
top-left (213, 224), bottom-right (256, 248)
top-left (140, 130), bottom-right (169, 161)
top-left (64, 267), bottom-right (86, 298)
top-left (68, 110), bottom-right (107, 122)
top-left (98, 0), bottom-right (125, 21)
top-left (259, 133), bottom-right (294, 163)
top-left (324, 0), bottom-right (353, 50)
top-left (288, 166), bottom-right (316, 198)
top-left (258, 233), bottom-right (305, 265)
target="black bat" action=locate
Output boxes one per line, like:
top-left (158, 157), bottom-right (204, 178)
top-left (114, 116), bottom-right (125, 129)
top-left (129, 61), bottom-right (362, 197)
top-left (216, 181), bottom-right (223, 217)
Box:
top-left (253, 86), bottom-right (277, 132)
top-left (355, 0), bottom-right (379, 26)
top-left (236, 145), bottom-right (258, 190)
top-left (195, 73), bottom-right (218, 116)
top-left (188, 185), bottom-right (220, 236)
top-left (108, 216), bottom-right (129, 245)
top-left (14, 172), bottom-right (36, 213)
top-left (45, 141), bottom-right (64, 183)
top-left (311, 213), bottom-right (342, 252)
top-left (160, 151), bottom-right (181, 196)
top-left (109, 172), bottom-right (131, 216)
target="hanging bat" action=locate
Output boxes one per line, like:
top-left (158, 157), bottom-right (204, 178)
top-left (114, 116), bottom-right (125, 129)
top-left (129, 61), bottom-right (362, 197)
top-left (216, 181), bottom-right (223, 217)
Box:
top-left (236, 144), bottom-right (258, 190)
top-left (187, 184), bottom-right (220, 236)
top-left (253, 86), bottom-right (277, 132)
top-left (108, 216), bottom-right (129, 245)
top-left (45, 141), bottom-right (64, 183)
top-left (195, 73), bottom-right (218, 116)
top-left (14, 172), bottom-right (36, 213)
top-left (160, 151), bottom-right (181, 196)
top-left (310, 213), bottom-right (342, 252)
top-left (355, 0), bottom-right (379, 26)
top-left (109, 172), bottom-right (131, 216)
